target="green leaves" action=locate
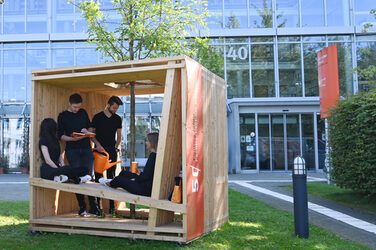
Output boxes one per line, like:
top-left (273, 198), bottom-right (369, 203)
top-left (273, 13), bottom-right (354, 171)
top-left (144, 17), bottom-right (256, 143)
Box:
top-left (328, 90), bottom-right (376, 195)
top-left (73, 0), bottom-right (221, 72)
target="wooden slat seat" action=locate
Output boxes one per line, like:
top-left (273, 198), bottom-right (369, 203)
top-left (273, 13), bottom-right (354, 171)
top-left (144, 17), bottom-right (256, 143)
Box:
top-left (29, 178), bottom-right (185, 214)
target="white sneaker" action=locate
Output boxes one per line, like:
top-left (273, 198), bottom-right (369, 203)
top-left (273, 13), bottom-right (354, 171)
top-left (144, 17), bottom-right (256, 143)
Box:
top-left (54, 175), bottom-right (68, 183)
top-left (79, 175), bottom-right (92, 184)
top-left (99, 177), bottom-right (112, 186)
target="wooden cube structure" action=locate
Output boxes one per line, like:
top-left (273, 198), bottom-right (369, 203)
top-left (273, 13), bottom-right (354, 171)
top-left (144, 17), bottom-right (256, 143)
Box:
top-left (29, 56), bottom-right (228, 243)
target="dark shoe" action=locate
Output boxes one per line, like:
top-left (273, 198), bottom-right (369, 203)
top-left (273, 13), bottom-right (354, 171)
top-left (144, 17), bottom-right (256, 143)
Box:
top-left (78, 206), bottom-right (87, 216)
top-left (89, 206), bottom-right (104, 217)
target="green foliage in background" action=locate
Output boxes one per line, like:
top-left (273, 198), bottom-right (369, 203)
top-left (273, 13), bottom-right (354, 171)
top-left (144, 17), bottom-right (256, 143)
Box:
top-left (328, 90), bottom-right (376, 195)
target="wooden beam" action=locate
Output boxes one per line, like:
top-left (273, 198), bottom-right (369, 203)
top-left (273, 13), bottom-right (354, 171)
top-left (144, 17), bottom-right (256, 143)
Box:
top-left (29, 178), bottom-right (186, 214)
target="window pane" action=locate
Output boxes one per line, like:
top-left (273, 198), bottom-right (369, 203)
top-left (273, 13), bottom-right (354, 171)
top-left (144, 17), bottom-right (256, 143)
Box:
top-left (302, 114), bottom-right (314, 170)
top-left (271, 114), bottom-right (285, 170)
top-left (3, 118), bottom-right (24, 169)
top-left (207, 0), bottom-right (223, 29)
top-left (224, 0), bottom-right (248, 28)
top-left (329, 42), bottom-right (353, 96)
top-left (250, 0), bottom-right (273, 28)
top-left (53, 0), bottom-right (74, 33)
top-left (258, 114), bottom-right (270, 170)
top-left (356, 41), bottom-right (376, 91)
top-left (278, 43), bottom-right (302, 97)
top-left (26, 0), bottom-right (47, 33)
top-left (76, 48), bottom-right (99, 65)
top-left (125, 117), bottom-right (150, 159)
top-left (27, 49), bottom-right (48, 102)
top-left (226, 44), bottom-right (250, 98)
top-left (354, 0), bottom-right (376, 26)
top-left (52, 48), bottom-right (74, 67)
top-left (3, 0), bottom-right (25, 34)
top-left (4, 49), bottom-right (26, 102)
top-left (317, 115), bottom-right (326, 170)
top-left (240, 114), bottom-right (256, 170)
top-left (251, 44), bottom-right (275, 97)
top-left (276, 0), bottom-right (299, 28)
top-left (326, 0), bottom-right (350, 26)
top-left (286, 114), bottom-right (300, 170)
top-left (301, 0), bottom-right (324, 27)
top-left (304, 43), bottom-right (326, 96)
top-left (75, 0), bottom-right (88, 33)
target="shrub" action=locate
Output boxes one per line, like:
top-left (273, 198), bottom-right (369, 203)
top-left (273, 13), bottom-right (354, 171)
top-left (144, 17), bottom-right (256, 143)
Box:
top-left (328, 90), bottom-right (376, 195)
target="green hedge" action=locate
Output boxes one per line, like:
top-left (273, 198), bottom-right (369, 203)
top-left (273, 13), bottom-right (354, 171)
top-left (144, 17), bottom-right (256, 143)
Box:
top-left (328, 90), bottom-right (376, 195)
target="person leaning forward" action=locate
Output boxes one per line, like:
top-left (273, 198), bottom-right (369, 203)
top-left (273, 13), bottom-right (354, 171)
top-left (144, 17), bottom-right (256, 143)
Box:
top-left (57, 93), bottom-right (103, 217)
top-left (89, 95), bottom-right (123, 214)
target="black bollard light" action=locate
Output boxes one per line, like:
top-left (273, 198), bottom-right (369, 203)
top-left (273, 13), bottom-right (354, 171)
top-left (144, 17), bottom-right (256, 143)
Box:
top-left (292, 156), bottom-right (309, 238)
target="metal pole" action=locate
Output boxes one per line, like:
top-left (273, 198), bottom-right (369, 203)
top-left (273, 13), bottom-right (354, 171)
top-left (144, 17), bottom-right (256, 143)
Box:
top-left (325, 118), bottom-right (330, 184)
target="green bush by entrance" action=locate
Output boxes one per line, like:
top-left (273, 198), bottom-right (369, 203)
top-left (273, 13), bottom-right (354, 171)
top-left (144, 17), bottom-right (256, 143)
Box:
top-left (328, 90), bottom-right (376, 195)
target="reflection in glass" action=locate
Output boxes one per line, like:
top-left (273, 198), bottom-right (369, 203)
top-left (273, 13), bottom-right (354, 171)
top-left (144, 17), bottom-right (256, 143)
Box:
top-left (240, 114), bottom-right (256, 170)
top-left (250, 0), bottom-right (273, 28)
top-left (52, 48), bottom-right (74, 67)
top-left (278, 43), bottom-right (302, 97)
top-left (224, 0), bottom-right (247, 29)
top-left (326, 0), bottom-right (350, 26)
top-left (125, 117), bottom-right (150, 159)
top-left (304, 43), bottom-right (326, 96)
top-left (207, 0), bottom-right (223, 29)
top-left (3, 118), bottom-right (24, 169)
top-left (354, 0), bottom-right (376, 26)
top-left (53, 0), bottom-right (74, 33)
top-left (329, 42), bottom-right (353, 96)
top-left (258, 114), bottom-right (270, 170)
top-left (302, 114), bottom-right (314, 170)
top-left (76, 48), bottom-right (99, 65)
top-left (317, 115), bottom-right (326, 170)
top-left (4, 49), bottom-right (26, 102)
top-left (3, 0), bottom-right (25, 34)
top-left (252, 44), bottom-right (275, 97)
top-left (301, 0), bottom-right (324, 27)
top-left (271, 115), bottom-right (285, 170)
top-left (286, 114), bottom-right (300, 170)
top-left (26, 0), bottom-right (47, 33)
top-left (27, 49), bottom-right (48, 101)
top-left (356, 41), bottom-right (376, 92)
top-left (276, 0), bottom-right (299, 28)
top-left (226, 45), bottom-right (250, 98)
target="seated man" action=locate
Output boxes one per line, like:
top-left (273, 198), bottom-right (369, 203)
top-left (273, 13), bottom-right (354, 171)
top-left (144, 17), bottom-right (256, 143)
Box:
top-left (99, 133), bottom-right (158, 196)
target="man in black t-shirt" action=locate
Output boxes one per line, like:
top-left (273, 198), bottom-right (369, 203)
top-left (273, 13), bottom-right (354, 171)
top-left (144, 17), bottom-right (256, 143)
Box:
top-left (58, 93), bottom-right (102, 217)
top-left (90, 96), bottom-right (123, 214)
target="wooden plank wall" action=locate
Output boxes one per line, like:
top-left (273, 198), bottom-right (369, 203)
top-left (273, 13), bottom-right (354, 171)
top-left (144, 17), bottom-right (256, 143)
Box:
top-left (30, 79), bottom-right (110, 219)
top-left (202, 68), bottom-right (229, 233)
top-left (148, 64), bottom-right (182, 228)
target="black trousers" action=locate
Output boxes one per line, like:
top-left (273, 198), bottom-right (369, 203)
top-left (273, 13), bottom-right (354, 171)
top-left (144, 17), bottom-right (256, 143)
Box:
top-left (110, 170), bottom-right (152, 197)
top-left (94, 146), bottom-right (117, 211)
top-left (65, 148), bottom-right (97, 209)
top-left (40, 163), bottom-right (86, 181)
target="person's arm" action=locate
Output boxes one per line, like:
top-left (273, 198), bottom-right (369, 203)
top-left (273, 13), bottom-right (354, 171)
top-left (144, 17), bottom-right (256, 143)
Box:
top-left (115, 128), bottom-right (122, 151)
top-left (89, 115), bottom-right (104, 152)
top-left (136, 153), bottom-right (156, 182)
top-left (61, 134), bottom-right (86, 142)
top-left (41, 145), bottom-right (59, 168)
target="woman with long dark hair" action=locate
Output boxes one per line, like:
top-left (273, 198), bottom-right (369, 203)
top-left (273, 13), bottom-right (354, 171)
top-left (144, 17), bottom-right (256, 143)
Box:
top-left (99, 132), bottom-right (158, 197)
top-left (39, 118), bottom-right (91, 183)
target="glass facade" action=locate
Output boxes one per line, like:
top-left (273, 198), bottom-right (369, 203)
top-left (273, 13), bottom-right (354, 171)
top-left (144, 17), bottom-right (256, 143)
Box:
top-left (0, 0), bottom-right (376, 172)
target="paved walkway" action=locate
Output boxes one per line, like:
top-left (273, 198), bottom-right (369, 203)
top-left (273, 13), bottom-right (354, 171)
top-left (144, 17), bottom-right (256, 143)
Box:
top-left (229, 172), bottom-right (376, 249)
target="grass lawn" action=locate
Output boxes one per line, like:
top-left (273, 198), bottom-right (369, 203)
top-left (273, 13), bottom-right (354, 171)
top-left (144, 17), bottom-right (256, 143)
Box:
top-left (291, 182), bottom-right (376, 215)
top-left (0, 189), bottom-right (370, 249)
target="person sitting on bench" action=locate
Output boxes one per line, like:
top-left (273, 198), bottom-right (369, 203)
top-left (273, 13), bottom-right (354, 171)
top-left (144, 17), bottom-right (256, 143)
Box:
top-left (99, 132), bottom-right (158, 197)
top-left (39, 118), bottom-right (91, 184)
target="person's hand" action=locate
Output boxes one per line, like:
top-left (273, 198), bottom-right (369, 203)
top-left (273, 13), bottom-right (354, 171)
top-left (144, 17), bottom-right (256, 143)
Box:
top-left (97, 145), bottom-right (104, 152)
top-left (59, 157), bottom-right (65, 167)
top-left (136, 170), bottom-right (140, 176)
top-left (81, 128), bottom-right (88, 133)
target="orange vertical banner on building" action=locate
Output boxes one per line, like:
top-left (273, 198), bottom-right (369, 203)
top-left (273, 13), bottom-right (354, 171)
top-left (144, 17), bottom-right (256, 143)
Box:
top-left (185, 58), bottom-right (204, 241)
top-left (317, 44), bottom-right (340, 119)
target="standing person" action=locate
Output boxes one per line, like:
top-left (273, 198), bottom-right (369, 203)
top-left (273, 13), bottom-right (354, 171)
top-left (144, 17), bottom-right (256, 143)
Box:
top-left (99, 133), bottom-right (158, 197)
top-left (39, 118), bottom-right (91, 184)
top-left (58, 93), bottom-right (102, 217)
top-left (90, 96), bottom-right (123, 214)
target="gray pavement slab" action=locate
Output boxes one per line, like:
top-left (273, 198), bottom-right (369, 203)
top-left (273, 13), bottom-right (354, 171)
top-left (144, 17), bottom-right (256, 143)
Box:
top-left (0, 174), bottom-right (29, 201)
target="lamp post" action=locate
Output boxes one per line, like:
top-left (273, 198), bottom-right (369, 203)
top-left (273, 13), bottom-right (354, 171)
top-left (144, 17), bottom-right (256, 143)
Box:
top-left (292, 156), bottom-right (309, 238)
